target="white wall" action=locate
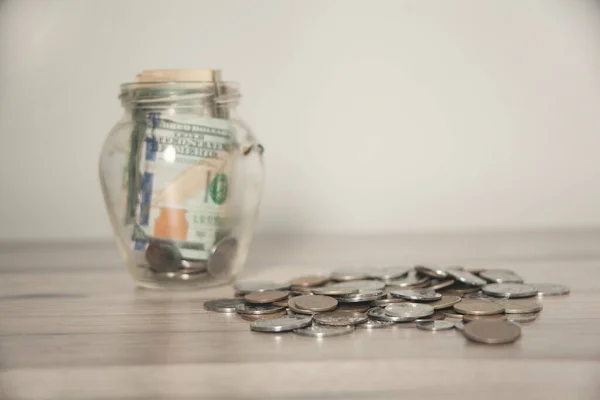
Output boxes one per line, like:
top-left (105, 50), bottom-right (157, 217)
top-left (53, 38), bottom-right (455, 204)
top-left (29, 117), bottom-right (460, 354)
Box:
top-left (1, 0), bottom-right (600, 240)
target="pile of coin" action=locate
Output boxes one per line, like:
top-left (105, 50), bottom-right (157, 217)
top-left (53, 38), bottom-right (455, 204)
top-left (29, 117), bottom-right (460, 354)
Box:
top-left (204, 265), bottom-right (570, 343)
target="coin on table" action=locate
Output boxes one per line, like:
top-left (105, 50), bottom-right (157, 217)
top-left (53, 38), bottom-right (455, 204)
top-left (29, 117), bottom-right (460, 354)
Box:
top-left (446, 269), bottom-right (486, 287)
top-left (389, 288), bottom-right (442, 302)
top-left (428, 279), bottom-right (455, 291)
top-left (314, 311), bottom-right (368, 326)
top-left (454, 299), bottom-right (504, 315)
top-left (479, 269), bottom-right (523, 284)
top-left (416, 311), bottom-right (446, 321)
top-left (414, 264), bottom-right (448, 279)
top-left (335, 290), bottom-right (387, 303)
top-left (428, 295), bottom-right (462, 310)
top-left (244, 290), bottom-right (289, 304)
top-left (330, 280), bottom-right (386, 292)
top-left (290, 275), bottom-right (330, 288)
top-left (443, 310), bottom-right (464, 320)
top-left (482, 283), bottom-right (538, 298)
top-left (240, 310), bottom-right (287, 321)
top-left (463, 291), bottom-right (500, 301)
top-left (454, 321), bottom-right (465, 331)
top-left (294, 323), bottom-right (355, 338)
top-left (371, 297), bottom-right (406, 306)
top-left (367, 307), bottom-right (413, 323)
top-left (235, 303), bottom-right (285, 315)
top-left (207, 237), bottom-right (238, 279)
top-left (290, 286), bottom-right (314, 295)
top-left (312, 286), bottom-right (359, 296)
top-left (384, 303), bottom-right (434, 320)
top-left (506, 312), bottom-right (540, 324)
top-left (337, 303), bottom-right (371, 312)
top-left (250, 314), bottom-right (313, 332)
top-left (462, 320), bottom-right (521, 344)
top-left (386, 271), bottom-right (430, 288)
top-left (273, 298), bottom-right (289, 307)
top-left (204, 298), bottom-right (245, 313)
top-left (356, 318), bottom-right (395, 329)
top-left (366, 266), bottom-right (410, 281)
top-left (441, 283), bottom-right (482, 296)
top-left (293, 295), bottom-right (338, 312)
top-left (463, 313), bottom-right (507, 322)
top-left (330, 268), bottom-right (371, 281)
top-left (234, 281), bottom-right (291, 294)
top-left (530, 283), bottom-right (570, 296)
top-left (493, 299), bottom-right (542, 314)
top-left (467, 268), bottom-right (486, 275)
top-left (287, 297), bottom-right (317, 315)
top-left (416, 320), bottom-right (455, 331)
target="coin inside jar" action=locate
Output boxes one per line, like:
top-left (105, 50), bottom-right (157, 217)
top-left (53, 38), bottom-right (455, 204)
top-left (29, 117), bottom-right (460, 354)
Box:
top-left (462, 320), bottom-right (521, 344)
top-left (293, 295), bottom-right (338, 312)
top-left (453, 299), bottom-right (505, 316)
top-left (289, 275), bottom-right (329, 287)
top-left (244, 290), bottom-right (289, 304)
top-left (207, 236), bottom-right (238, 279)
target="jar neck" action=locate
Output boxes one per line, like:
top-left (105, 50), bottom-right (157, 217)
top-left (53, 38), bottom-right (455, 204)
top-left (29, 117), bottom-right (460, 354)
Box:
top-left (119, 82), bottom-right (240, 120)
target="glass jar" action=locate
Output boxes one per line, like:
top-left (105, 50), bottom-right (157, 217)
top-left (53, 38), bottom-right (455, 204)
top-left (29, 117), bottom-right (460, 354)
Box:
top-left (99, 69), bottom-right (264, 289)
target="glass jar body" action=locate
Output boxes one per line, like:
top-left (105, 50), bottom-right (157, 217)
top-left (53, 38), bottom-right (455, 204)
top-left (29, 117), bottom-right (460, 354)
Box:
top-left (99, 81), bottom-right (264, 289)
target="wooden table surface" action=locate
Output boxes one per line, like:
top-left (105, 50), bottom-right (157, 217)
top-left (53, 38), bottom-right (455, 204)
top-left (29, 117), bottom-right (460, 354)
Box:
top-left (1, 231), bottom-right (599, 400)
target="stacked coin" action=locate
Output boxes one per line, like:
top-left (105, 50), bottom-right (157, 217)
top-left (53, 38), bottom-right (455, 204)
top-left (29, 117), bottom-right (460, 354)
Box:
top-left (204, 267), bottom-right (569, 343)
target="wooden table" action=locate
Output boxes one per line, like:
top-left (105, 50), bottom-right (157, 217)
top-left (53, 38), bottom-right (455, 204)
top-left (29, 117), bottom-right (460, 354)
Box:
top-left (1, 231), bottom-right (599, 399)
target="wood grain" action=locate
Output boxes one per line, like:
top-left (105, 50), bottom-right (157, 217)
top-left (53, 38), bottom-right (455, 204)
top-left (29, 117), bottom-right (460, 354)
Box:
top-left (0, 231), bottom-right (599, 399)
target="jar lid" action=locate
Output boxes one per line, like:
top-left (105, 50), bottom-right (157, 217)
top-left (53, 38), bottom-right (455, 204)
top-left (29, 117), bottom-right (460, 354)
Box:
top-left (135, 69), bottom-right (222, 83)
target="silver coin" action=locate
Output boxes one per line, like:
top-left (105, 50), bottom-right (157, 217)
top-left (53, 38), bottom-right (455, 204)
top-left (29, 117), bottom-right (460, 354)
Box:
top-left (454, 321), bottom-right (465, 331)
top-left (493, 299), bottom-right (542, 314)
top-left (428, 295), bottom-right (462, 310)
top-left (462, 320), bottom-right (521, 344)
top-left (330, 268), bottom-right (370, 281)
top-left (479, 269), bottom-right (523, 284)
top-left (386, 270), bottom-right (430, 288)
top-left (389, 288), bottom-right (442, 302)
top-left (463, 291), bottom-right (500, 301)
top-left (234, 280), bottom-right (291, 294)
top-left (204, 298), bottom-right (245, 313)
top-left (311, 286), bottom-right (359, 296)
top-left (330, 280), bottom-right (385, 292)
top-left (294, 323), bottom-right (355, 338)
top-left (443, 310), bottom-right (464, 320)
top-left (250, 315), bottom-right (313, 332)
top-left (414, 264), bottom-right (448, 279)
top-left (530, 283), bottom-right (570, 296)
top-left (207, 237), bottom-right (238, 279)
top-left (453, 299), bottom-right (505, 316)
top-left (367, 307), bottom-right (414, 322)
top-left (314, 311), bottom-right (368, 326)
top-left (446, 269), bottom-right (486, 287)
top-left (371, 297), bottom-right (406, 306)
top-left (506, 312), bottom-right (540, 324)
top-left (384, 303), bottom-right (435, 320)
top-left (416, 320), bottom-right (455, 331)
top-left (356, 318), bottom-right (395, 329)
top-left (366, 266), bottom-right (410, 280)
top-left (482, 283), bottom-right (538, 298)
top-left (428, 279), bottom-right (455, 291)
top-left (335, 290), bottom-right (386, 303)
top-left (235, 303), bottom-right (285, 315)
top-left (180, 259), bottom-right (208, 273)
